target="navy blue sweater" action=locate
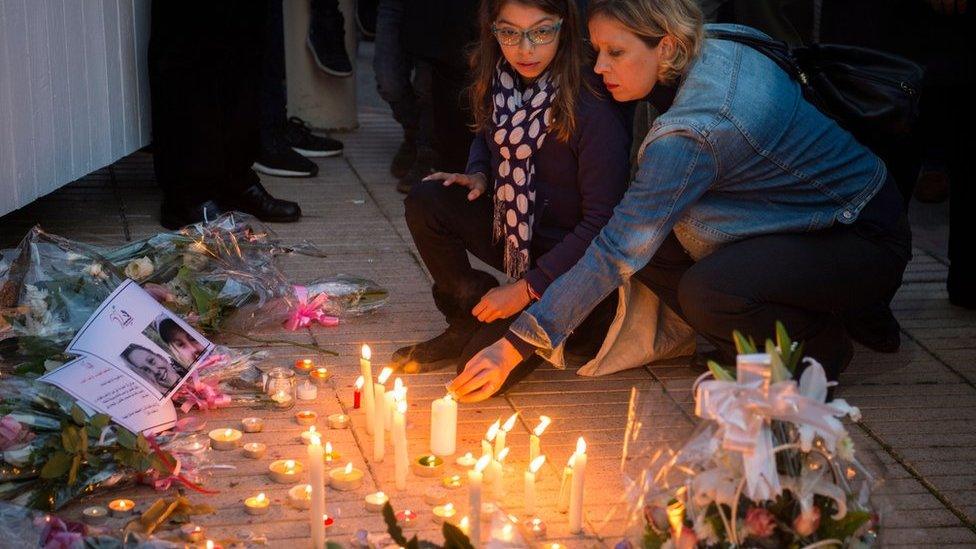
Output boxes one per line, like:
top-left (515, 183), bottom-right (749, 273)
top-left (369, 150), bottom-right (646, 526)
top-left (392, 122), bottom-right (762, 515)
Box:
top-left (465, 78), bottom-right (633, 295)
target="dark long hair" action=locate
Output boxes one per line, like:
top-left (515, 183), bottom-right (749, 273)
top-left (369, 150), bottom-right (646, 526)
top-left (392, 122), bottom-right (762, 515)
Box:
top-left (469, 0), bottom-right (588, 143)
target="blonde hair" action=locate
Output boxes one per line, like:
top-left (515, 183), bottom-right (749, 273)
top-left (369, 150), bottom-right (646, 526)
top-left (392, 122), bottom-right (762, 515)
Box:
top-left (587, 0), bottom-right (703, 84)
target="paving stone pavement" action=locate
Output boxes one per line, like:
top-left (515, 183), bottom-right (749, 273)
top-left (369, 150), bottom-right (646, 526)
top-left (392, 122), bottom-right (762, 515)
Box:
top-left (1, 43), bottom-right (974, 548)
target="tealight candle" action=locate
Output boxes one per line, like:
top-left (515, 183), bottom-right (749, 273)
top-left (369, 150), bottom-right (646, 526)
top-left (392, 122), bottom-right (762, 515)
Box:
top-left (328, 462), bottom-right (364, 491)
top-left (323, 441), bottom-right (342, 462)
top-left (525, 517), bottom-right (547, 538)
top-left (108, 499), bottom-right (135, 517)
top-left (209, 428), bottom-right (243, 451)
top-left (322, 514), bottom-right (335, 529)
top-left (300, 426), bottom-right (321, 444)
top-left (364, 491), bottom-right (389, 512)
top-left (180, 523), bottom-right (205, 542)
top-left (294, 358), bottom-right (315, 373)
top-left (297, 379), bottom-right (318, 400)
top-left (327, 413), bottom-right (350, 429)
top-left (295, 410), bottom-right (318, 426)
top-left (432, 503), bottom-right (457, 524)
top-left (243, 442), bottom-right (267, 459)
top-left (244, 492), bottom-right (270, 515)
top-left (82, 505), bottom-right (108, 525)
top-left (442, 474), bottom-right (463, 489)
top-left (455, 452), bottom-right (478, 468)
top-left (288, 484), bottom-right (313, 509)
top-left (241, 417), bottom-right (264, 433)
top-left (269, 459), bottom-right (304, 483)
top-left (395, 509), bottom-right (419, 525)
top-left (271, 389), bottom-right (294, 409)
top-left (412, 454), bottom-right (444, 478)
top-left (424, 486), bottom-right (449, 506)
top-left (309, 367), bottom-right (331, 387)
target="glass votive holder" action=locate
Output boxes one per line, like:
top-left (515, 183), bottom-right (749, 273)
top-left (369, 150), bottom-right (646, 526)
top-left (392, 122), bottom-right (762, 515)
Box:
top-left (264, 367), bottom-right (297, 409)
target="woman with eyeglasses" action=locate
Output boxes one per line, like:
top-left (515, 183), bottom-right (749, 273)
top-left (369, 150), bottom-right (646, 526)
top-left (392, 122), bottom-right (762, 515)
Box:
top-left (391, 0), bottom-right (632, 391)
top-left (449, 0), bottom-right (911, 402)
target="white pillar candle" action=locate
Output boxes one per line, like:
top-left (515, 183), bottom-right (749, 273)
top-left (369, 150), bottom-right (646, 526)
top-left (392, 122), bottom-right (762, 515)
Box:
top-left (307, 434), bottom-right (326, 549)
top-left (297, 379), bottom-right (318, 400)
top-left (373, 367), bottom-right (392, 463)
top-left (469, 455), bottom-right (491, 548)
top-left (557, 456), bottom-right (573, 513)
top-left (568, 437), bottom-right (588, 533)
top-left (495, 413), bottom-right (518, 458)
top-left (529, 416), bottom-right (551, 462)
top-left (384, 384), bottom-right (398, 427)
top-left (490, 447), bottom-right (508, 500)
top-left (430, 394), bottom-right (458, 456)
top-left (393, 400), bottom-right (409, 491)
top-left (524, 455), bottom-right (546, 516)
top-left (360, 345), bottom-right (375, 435)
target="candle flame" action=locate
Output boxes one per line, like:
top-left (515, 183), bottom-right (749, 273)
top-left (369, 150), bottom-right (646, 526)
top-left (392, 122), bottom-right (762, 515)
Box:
top-left (576, 437), bottom-right (587, 455)
top-left (354, 375), bottom-right (365, 389)
top-left (459, 516), bottom-right (470, 529)
top-left (325, 441), bottom-right (333, 453)
top-left (316, 367), bottom-right (328, 375)
top-left (426, 455), bottom-right (437, 465)
top-left (309, 425), bottom-right (316, 433)
top-left (206, 541), bottom-right (214, 549)
top-left (497, 447), bottom-right (510, 462)
top-left (485, 419), bottom-right (501, 441)
top-left (501, 412), bottom-right (519, 432)
top-left (256, 492), bottom-right (267, 503)
top-left (397, 400), bottom-right (407, 414)
top-left (305, 485), bottom-right (312, 495)
top-left (344, 462), bottom-right (353, 474)
top-left (444, 503), bottom-right (454, 512)
top-left (285, 459), bottom-right (295, 469)
top-left (529, 455), bottom-right (546, 473)
top-left (502, 524), bottom-right (513, 537)
top-left (395, 385), bottom-right (407, 402)
top-left (377, 367), bottom-right (393, 384)
top-left (533, 415), bottom-right (551, 436)
top-left (394, 377), bottom-right (404, 391)
top-left (310, 433), bottom-right (321, 446)
top-left (475, 454), bottom-right (491, 472)
top-left (361, 344), bottom-right (371, 360)
top-left (223, 428), bottom-right (233, 437)
top-left (443, 394), bottom-right (454, 403)
top-left (376, 491), bottom-right (386, 498)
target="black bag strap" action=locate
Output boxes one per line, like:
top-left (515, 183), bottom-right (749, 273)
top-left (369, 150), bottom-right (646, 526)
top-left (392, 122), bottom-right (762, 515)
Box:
top-left (706, 29), bottom-right (811, 85)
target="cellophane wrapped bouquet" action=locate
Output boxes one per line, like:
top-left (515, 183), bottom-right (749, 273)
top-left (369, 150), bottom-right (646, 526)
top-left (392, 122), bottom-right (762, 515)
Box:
top-left (619, 325), bottom-right (882, 549)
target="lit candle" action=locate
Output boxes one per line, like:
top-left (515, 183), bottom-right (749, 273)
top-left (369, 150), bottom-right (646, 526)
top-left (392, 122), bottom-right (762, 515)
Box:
top-left (271, 389), bottom-right (294, 408)
top-left (412, 454), bottom-right (444, 478)
top-left (360, 345), bottom-right (375, 435)
top-left (484, 420), bottom-right (500, 460)
top-left (180, 523), bottom-right (205, 542)
top-left (243, 442), bottom-right (267, 459)
top-left (295, 410), bottom-right (318, 426)
top-left (396, 509), bottom-right (419, 525)
top-left (327, 413), bottom-right (350, 429)
top-left (393, 400), bottom-right (409, 490)
top-left (309, 367), bottom-right (331, 387)
top-left (364, 491), bottom-right (389, 512)
top-left (384, 378), bottom-right (401, 426)
top-left (353, 375), bottom-right (364, 409)
top-left (667, 499), bottom-right (685, 538)
top-left (557, 456), bottom-right (573, 513)
top-left (524, 455), bottom-right (546, 516)
top-left (307, 434), bottom-right (326, 549)
top-left (442, 474), bottom-right (463, 489)
top-left (456, 452), bottom-right (478, 468)
top-left (329, 462), bottom-right (364, 491)
top-left (208, 428), bottom-right (242, 451)
top-left (373, 367), bottom-right (392, 462)
top-left (297, 379), bottom-right (318, 400)
top-left (269, 459), bottom-right (303, 484)
top-left (490, 447), bottom-right (508, 500)
top-left (458, 516), bottom-right (471, 536)
top-left (322, 514), bottom-right (335, 529)
top-left (288, 484), bottom-right (313, 509)
top-left (108, 499), bottom-right (135, 517)
top-left (241, 417), bottom-right (263, 433)
top-left (469, 455), bottom-right (490, 548)
top-left (294, 358), bottom-right (315, 373)
top-left (529, 416), bottom-right (551, 462)
top-left (495, 413), bottom-right (518, 458)
top-left (300, 425), bottom-right (321, 445)
top-left (525, 517), bottom-right (547, 539)
top-left (569, 437), bottom-right (588, 534)
top-left (82, 505), bottom-right (108, 525)
top-left (432, 502), bottom-right (457, 524)
top-left (430, 394), bottom-right (458, 456)
top-left (323, 441), bottom-right (341, 462)
top-left (244, 492), bottom-right (270, 515)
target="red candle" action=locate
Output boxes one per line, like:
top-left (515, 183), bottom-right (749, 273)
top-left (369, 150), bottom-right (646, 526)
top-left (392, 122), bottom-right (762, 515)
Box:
top-left (353, 375), bottom-right (364, 409)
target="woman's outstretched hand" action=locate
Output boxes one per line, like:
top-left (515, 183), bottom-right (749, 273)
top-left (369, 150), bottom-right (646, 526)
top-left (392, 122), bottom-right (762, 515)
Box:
top-left (423, 172), bottom-right (488, 201)
top-left (472, 280), bottom-right (531, 322)
top-left (448, 338), bottom-right (523, 402)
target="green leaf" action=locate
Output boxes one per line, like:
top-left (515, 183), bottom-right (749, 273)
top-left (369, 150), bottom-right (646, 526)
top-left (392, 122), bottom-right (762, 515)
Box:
top-left (90, 414), bottom-right (111, 431)
top-left (766, 339), bottom-right (792, 383)
top-left (70, 404), bottom-right (88, 426)
top-left (817, 509), bottom-right (871, 541)
top-left (642, 523), bottom-right (667, 549)
top-left (40, 451), bottom-right (73, 479)
top-left (383, 502), bottom-right (408, 546)
top-left (733, 330), bottom-right (757, 354)
top-left (707, 360), bottom-right (735, 381)
top-left (776, 321), bottom-right (792, 356)
top-left (788, 341), bottom-right (806, 373)
top-left (442, 522), bottom-right (474, 549)
top-left (61, 426), bottom-right (82, 454)
top-left (116, 428), bottom-right (137, 450)
top-left (68, 454), bottom-right (82, 485)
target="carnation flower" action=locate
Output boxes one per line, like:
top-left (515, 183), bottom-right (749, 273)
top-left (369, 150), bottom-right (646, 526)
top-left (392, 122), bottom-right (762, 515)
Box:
top-left (0, 414), bottom-right (35, 451)
top-left (793, 506), bottom-right (821, 537)
top-left (744, 507), bottom-right (776, 538)
top-left (123, 256), bottom-right (155, 281)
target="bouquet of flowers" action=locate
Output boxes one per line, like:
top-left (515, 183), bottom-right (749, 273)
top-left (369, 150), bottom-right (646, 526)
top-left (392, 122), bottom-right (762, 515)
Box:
top-left (619, 324), bottom-right (881, 549)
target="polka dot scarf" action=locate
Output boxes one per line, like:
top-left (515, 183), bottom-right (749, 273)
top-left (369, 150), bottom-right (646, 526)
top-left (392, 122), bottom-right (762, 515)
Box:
top-left (490, 60), bottom-right (556, 280)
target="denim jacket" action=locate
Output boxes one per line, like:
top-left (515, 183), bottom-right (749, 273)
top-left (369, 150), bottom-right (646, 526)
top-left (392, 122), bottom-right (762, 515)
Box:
top-left (509, 24), bottom-right (888, 354)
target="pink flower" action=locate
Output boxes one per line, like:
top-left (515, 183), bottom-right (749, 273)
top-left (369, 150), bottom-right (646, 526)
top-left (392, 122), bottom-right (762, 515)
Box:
top-left (0, 414), bottom-right (34, 451)
top-left (744, 507), bottom-right (777, 538)
top-left (143, 283), bottom-right (175, 303)
top-left (793, 506), bottom-right (821, 537)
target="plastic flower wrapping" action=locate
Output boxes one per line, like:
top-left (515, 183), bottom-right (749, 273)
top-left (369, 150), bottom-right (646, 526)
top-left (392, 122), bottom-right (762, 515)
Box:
top-left (617, 326), bottom-right (883, 549)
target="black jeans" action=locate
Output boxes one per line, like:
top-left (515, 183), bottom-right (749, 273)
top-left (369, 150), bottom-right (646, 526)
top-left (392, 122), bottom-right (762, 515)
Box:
top-left (148, 0), bottom-right (266, 205)
top-left (404, 181), bottom-right (617, 391)
top-left (633, 213), bottom-right (910, 381)
top-left (260, 0), bottom-right (287, 145)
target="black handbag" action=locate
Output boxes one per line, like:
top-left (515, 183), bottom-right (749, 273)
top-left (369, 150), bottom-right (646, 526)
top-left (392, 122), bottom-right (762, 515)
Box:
top-left (707, 29), bottom-right (924, 144)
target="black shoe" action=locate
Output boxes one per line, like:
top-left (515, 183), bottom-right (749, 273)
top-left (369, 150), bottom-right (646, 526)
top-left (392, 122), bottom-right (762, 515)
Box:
top-left (391, 136), bottom-right (417, 179)
top-left (948, 266), bottom-right (976, 309)
top-left (307, 2), bottom-right (353, 77)
top-left (356, 0), bottom-right (377, 39)
top-left (222, 181), bottom-right (301, 223)
top-left (397, 148), bottom-right (436, 194)
top-left (843, 303), bottom-right (901, 353)
top-left (254, 134), bottom-right (319, 178)
top-left (284, 117), bottom-right (343, 158)
top-left (391, 323), bottom-right (478, 373)
top-left (160, 199), bottom-right (225, 231)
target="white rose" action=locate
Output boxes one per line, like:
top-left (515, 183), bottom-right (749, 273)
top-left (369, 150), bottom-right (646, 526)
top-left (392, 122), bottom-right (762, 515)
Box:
top-left (124, 256), bottom-right (155, 281)
top-left (86, 262), bottom-right (107, 280)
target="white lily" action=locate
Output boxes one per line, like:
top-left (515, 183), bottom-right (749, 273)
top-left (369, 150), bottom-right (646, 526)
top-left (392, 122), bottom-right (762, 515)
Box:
top-left (781, 464), bottom-right (848, 519)
top-left (797, 358), bottom-right (859, 453)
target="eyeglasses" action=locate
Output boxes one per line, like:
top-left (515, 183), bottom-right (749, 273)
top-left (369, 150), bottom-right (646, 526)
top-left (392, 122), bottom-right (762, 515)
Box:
top-left (491, 20), bottom-right (562, 46)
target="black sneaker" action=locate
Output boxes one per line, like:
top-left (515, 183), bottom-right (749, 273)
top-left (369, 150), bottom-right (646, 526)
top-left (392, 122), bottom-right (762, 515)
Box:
top-left (307, 1), bottom-right (353, 77)
top-left (391, 323), bottom-right (478, 374)
top-left (843, 302), bottom-right (901, 353)
top-left (254, 134), bottom-right (319, 178)
top-left (284, 117), bottom-right (343, 158)
top-left (356, 0), bottom-right (377, 39)
top-left (391, 136), bottom-right (417, 179)
top-left (397, 148), bottom-right (436, 194)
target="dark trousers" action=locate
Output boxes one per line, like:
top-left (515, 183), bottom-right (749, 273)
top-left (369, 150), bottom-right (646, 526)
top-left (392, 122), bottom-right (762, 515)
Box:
top-left (148, 0), bottom-right (266, 205)
top-left (429, 61), bottom-right (474, 173)
top-left (260, 0), bottom-right (287, 145)
top-left (404, 181), bottom-right (617, 390)
top-left (374, 0), bottom-right (432, 148)
top-left (634, 219), bottom-right (910, 380)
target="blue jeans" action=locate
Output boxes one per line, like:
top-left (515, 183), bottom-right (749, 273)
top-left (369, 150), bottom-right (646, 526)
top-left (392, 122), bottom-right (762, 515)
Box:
top-left (373, 0), bottom-right (431, 147)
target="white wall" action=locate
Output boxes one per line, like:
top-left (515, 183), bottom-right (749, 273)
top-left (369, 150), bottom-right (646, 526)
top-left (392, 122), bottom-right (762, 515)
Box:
top-left (0, 0), bottom-right (151, 217)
